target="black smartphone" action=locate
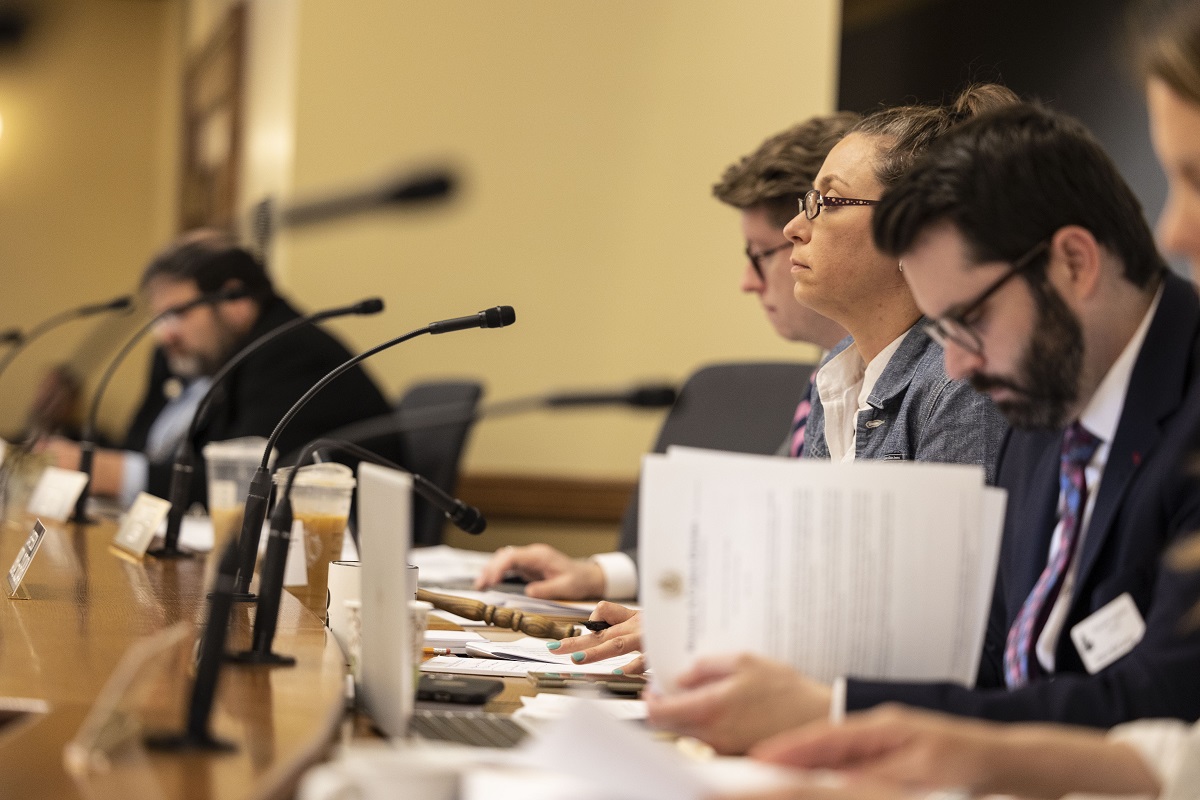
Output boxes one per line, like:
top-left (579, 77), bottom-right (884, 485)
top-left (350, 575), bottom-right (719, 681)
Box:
top-left (416, 675), bottom-right (505, 705)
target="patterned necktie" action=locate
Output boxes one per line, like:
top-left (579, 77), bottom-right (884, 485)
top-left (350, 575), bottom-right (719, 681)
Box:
top-left (789, 374), bottom-right (816, 458)
top-left (1004, 421), bottom-right (1101, 689)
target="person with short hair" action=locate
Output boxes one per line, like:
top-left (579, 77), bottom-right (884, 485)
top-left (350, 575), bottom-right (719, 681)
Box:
top-left (43, 229), bottom-right (396, 508)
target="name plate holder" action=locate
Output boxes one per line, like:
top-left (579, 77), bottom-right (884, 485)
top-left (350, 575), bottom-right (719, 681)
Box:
top-left (111, 493), bottom-right (173, 560)
top-left (27, 467), bottom-right (89, 522)
top-left (63, 622), bottom-right (192, 776)
top-left (7, 519), bottom-right (47, 600)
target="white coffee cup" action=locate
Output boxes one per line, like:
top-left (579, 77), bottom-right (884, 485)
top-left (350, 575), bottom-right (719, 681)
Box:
top-left (326, 560), bottom-right (361, 662)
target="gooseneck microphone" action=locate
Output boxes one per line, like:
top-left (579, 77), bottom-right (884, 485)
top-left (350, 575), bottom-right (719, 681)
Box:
top-left (231, 438), bottom-right (485, 666)
top-left (229, 305), bottom-right (516, 597)
top-left (0, 294), bottom-right (132, 386)
top-left (279, 169), bottom-right (457, 229)
top-left (315, 382), bottom-right (679, 447)
top-left (148, 297), bottom-right (385, 560)
top-left (144, 537), bottom-right (239, 753)
top-left (306, 438), bottom-right (486, 534)
top-left (72, 287), bottom-right (251, 524)
top-left (0, 329), bottom-right (22, 346)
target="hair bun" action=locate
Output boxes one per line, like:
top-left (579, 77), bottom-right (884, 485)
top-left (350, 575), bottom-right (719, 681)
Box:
top-left (952, 83), bottom-right (1021, 121)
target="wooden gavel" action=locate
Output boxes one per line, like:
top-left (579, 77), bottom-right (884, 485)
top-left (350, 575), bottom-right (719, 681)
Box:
top-left (416, 588), bottom-right (578, 640)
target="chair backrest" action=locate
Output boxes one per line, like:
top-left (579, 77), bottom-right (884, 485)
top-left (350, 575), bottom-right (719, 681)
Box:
top-left (617, 361), bottom-right (813, 552)
top-left (395, 380), bottom-right (484, 546)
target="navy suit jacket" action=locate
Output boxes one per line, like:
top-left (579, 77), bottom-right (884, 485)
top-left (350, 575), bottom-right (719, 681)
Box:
top-left (847, 271), bottom-right (1200, 726)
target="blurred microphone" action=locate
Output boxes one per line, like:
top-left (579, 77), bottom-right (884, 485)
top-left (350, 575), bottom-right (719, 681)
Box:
top-left (0, 294), bottom-right (132, 385)
top-left (278, 168), bottom-right (456, 229)
top-left (148, 297), bottom-right (385, 560)
top-left (0, 329), bottom-right (22, 346)
top-left (72, 287), bottom-right (251, 523)
top-left (544, 385), bottom-right (678, 408)
top-left (229, 305), bottom-right (516, 596)
top-left (320, 382), bottom-right (678, 446)
top-left (231, 438), bottom-right (484, 666)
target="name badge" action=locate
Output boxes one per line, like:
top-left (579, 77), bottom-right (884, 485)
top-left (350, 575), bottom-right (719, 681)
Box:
top-left (7, 519), bottom-right (47, 597)
top-left (1070, 592), bottom-right (1146, 674)
top-left (112, 493), bottom-right (173, 557)
top-left (283, 519), bottom-right (308, 587)
top-left (27, 466), bottom-right (89, 521)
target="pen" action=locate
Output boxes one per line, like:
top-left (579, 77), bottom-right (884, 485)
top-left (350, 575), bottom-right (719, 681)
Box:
top-left (422, 647), bottom-right (453, 656)
top-left (581, 620), bottom-right (611, 632)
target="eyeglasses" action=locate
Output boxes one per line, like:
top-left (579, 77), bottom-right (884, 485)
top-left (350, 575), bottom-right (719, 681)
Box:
top-left (924, 240), bottom-right (1050, 356)
top-left (745, 242), bottom-right (791, 279)
top-left (800, 189), bottom-right (881, 221)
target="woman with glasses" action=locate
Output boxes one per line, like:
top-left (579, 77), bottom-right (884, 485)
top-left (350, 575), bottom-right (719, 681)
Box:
top-left (782, 84), bottom-right (1016, 474)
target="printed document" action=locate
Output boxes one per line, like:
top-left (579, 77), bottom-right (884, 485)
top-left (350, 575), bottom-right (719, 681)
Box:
top-left (640, 448), bottom-right (1006, 687)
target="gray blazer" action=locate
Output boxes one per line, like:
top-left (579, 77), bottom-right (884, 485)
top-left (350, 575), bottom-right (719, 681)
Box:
top-left (803, 323), bottom-right (1006, 484)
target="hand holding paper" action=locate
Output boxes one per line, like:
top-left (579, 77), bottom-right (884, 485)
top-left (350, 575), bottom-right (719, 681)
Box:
top-left (645, 652), bottom-right (831, 755)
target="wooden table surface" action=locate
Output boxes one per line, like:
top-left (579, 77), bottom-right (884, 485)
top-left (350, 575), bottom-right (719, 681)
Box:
top-left (0, 516), bottom-right (346, 800)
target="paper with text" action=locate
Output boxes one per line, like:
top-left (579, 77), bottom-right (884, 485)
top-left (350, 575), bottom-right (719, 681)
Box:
top-left (640, 448), bottom-right (1005, 688)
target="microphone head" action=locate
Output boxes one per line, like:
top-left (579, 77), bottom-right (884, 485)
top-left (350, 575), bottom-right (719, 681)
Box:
top-left (482, 306), bottom-right (516, 329)
top-left (386, 170), bottom-right (456, 204)
top-left (353, 298), bottom-right (385, 315)
top-left (627, 385), bottom-right (677, 407)
top-left (455, 506), bottom-right (487, 535)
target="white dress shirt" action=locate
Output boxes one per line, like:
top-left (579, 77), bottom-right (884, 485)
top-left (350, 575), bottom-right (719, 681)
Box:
top-left (815, 330), bottom-right (907, 463)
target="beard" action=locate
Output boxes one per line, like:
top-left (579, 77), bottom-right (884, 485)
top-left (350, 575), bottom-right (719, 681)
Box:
top-left (165, 318), bottom-right (242, 379)
top-left (969, 284), bottom-right (1083, 430)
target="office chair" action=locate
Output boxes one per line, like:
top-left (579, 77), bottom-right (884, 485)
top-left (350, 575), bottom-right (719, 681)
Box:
top-left (395, 379), bottom-right (484, 546)
top-left (616, 361), bottom-right (814, 553)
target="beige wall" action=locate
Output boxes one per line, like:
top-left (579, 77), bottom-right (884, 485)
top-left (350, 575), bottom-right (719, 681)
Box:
top-left (0, 0), bottom-right (841, 481)
top-left (0, 0), bottom-right (181, 441)
top-left (277, 1), bottom-right (840, 479)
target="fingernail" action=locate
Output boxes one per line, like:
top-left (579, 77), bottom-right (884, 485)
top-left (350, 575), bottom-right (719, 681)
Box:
top-left (546, 641), bottom-right (561, 650)
top-left (612, 668), bottom-right (623, 675)
top-left (571, 652), bottom-right (585, 663)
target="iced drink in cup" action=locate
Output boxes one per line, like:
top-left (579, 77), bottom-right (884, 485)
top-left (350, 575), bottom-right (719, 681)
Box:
top-left (203, 437), bottom-right (275, 561)
top-left (276, 462), bottom-right (356, 620)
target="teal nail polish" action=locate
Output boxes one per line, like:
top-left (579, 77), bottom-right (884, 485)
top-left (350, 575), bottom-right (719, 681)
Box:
top-left (571, 651), bottom-right (585, 663)
top-left (546, 641), bottom-right (561, 650)
top-left (612, 668), bottom-right (624, 675)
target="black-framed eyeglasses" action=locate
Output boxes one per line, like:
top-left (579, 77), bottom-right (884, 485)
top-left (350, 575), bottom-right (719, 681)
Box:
top-left (744, 242), bottom-right (790, 279)
top-left (801, 189), bottom-right (881, 221)
top-left (924, 240), bottom-right (1050, 355)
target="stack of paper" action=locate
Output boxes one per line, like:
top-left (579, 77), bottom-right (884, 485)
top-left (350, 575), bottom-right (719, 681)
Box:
top-left (640, 448), bottom-right (1007, 688)
top-left (421, 636), bottom-right (640, 678)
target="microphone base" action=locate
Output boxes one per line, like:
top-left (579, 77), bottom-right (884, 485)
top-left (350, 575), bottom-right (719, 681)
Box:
top-left (68, 513), bottom-right (98, 526)
top-left (145, 544), bottom-right (198, 560)
top-left (144, 730), bottom-right (236, 753)
top-left (227, 649), bottom-right (296, 667)
top-left (206, 590), bottom-right (257, 602)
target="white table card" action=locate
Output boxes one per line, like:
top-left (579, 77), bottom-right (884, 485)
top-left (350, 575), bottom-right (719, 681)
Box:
top-left (112, 492), bottom-right (173, 558)
top-left (7, 519), bottom-right (47, 597)
top-left (27, 466), bottom-right (89, 521)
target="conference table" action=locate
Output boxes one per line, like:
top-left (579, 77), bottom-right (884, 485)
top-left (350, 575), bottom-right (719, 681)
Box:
top-left (0, 514), bottom-right (346, 799)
